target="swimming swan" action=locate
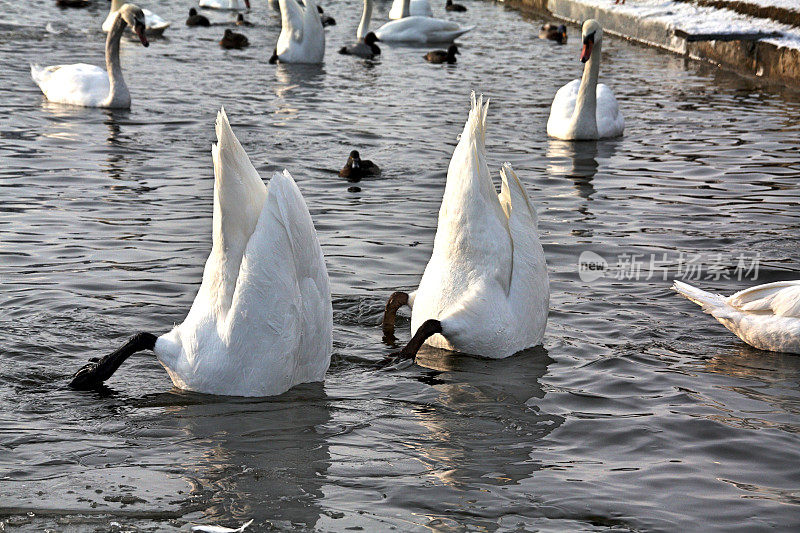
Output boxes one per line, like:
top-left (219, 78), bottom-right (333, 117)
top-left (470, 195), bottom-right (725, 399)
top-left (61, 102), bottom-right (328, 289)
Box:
top-left (199, 0), bottom-right (251, 10)
top-left (547, 19), bottom-right (623, 140)
top-left (69, 109), bottom-right (333, 397)
top-left (382, 93), bottom-right (549, 361)
top-left (375, 0), bottom-right (473, 43)
top-left (269, 0), bottom-right (325, 64)
top-left (673, 280), bottom-right (800, 354)
top-left (31, 4), bottom-right (149, 109)
top-left (103, 0), bottom-right (170, 36)
top-left (388, 0), bottom-right (432, 19)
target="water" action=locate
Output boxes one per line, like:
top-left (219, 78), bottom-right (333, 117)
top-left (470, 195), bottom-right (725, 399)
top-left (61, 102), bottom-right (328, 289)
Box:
top-left (1, 0), bottom-right (799, 531)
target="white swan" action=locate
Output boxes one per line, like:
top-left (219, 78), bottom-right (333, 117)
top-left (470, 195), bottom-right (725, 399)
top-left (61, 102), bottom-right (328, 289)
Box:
top-left (69, 109), bottom-right (333, 397)
top-left (375, 0), bottom-right (473, 44)
top-left (269, 0), bottom-right (325, 64)
top-left (103, 0), bottom-right (170, 36)
top-left (673, 280), bottom-right (800, 354)
top-left (199, 0), bottom-right (251, 10)
top-left (382, 93), bottom-right (549, 361)
top-left (547, 19), bottom-right (624, 141)
top-left (31, 4), bottom-right (149, 109)
top-left (388, 0), bottom-right (432, 19)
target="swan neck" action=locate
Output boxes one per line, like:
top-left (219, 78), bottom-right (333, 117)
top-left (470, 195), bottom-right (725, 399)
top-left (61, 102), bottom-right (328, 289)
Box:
top-left (109, 0), bottom-right (123, 14)
top-left (357, 0), bottom-right (372, 40)
top-left (104, 15), bottom-right (130, 108)
top-left (573, 40), bottom-right (601, 129)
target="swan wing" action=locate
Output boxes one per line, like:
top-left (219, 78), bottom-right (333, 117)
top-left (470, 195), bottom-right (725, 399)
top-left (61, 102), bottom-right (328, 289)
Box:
top-left (596, 83), bottom-right (624, 138)
top-left (727, 281), bottom-right (800, 317)
top-left (201, 108), bottom-right (268, 318)
top-left (375, 17), bottom-right (472, 43)
top-left (143, 9), bottom-right (171, 30)
top-left (31, 63), bottom-right (109, 107)
top-left (547, 79), bottom-right (579, 136)
top-left (226, 170), bottom-right (332, 391)
top-left (278, 0), bottom-right (305, 45)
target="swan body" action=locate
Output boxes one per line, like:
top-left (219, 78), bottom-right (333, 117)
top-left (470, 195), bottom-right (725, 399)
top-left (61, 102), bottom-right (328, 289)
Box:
top-left (199, 0), bottom-right (251, 10)
top-left (407, 93), bottom-right (549, 358)
top-left (547, 19), bottom-right (623, 140)
top-left (31, 4), bottom-right (149, 108)
top-left (155, 109), bottom-right (332, 396)
top-left (389, 0), bottom-right (432, 19)
top-left (271, 0), bottom-right (325, 64)
top-left (103, 0), bottom-right (170, 36)
top-left (673, 280), bottom-right (800, 354)
top-left (375, 15), bottom-right (473, 44)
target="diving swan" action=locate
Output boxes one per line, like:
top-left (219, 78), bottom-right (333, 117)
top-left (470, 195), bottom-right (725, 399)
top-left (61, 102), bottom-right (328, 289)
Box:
top-left (547, 19), bottom-right (624, 140)
top-left (375, 0), bottom-right (473, 44)
top-left (269, 0), bottom-right (325, 64)
top-left (199, 0), bottom-right (251, 10)
top-left (69, 109), bottom-right (333, 397)
top-left (31, 4), bottom-right (149, 109)
top-left (382, 93), bottom-right (549, 361)
top-left (388, 0), bottom-right (432, 19)
top-left (103, 0), bottom-right (170, 36)
top-left (673, 280), bottom-right (800, 354)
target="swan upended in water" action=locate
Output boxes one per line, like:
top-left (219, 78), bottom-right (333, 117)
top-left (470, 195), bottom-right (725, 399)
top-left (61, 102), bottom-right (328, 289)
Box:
top-left (31, 4), bottom-right (149, 108)
top-left (382, 93), bottom-right (549, 361)
top-left (673, 280), bottom-right (800, 354)
top-left (269, 0), bottom-right (325, 64)
top-left (199, 0), bottom-right (251, 10)
top-left (70, 109), bottom-right (333, 397)
top-left (388, 0), bottom-right (432, 19)
top-left (547, 19), bottom-right (624, 140)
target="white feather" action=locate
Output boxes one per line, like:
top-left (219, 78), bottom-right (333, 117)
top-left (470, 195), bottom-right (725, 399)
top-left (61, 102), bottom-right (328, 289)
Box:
top-left (275, 0), bottom-right (325, 64)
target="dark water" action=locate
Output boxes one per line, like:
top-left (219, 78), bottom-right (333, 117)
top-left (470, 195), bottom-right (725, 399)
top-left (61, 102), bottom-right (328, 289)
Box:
top-left (1, 0), bottom-right (800, 531)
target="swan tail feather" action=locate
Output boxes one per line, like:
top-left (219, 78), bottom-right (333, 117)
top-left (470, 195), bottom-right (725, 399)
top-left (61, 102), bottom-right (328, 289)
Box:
top-left (672, 280), bottom-right (726, 313)
top-left (499, 163), bottom-right (537, 226)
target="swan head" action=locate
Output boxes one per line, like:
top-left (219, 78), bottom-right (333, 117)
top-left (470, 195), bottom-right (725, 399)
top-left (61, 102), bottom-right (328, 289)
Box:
top-left (364, 32), bottom-right (380, 45)
top-left (580, 19), bottom-right (602, 63)
top-left (118, 4), bottom-right (149, 47)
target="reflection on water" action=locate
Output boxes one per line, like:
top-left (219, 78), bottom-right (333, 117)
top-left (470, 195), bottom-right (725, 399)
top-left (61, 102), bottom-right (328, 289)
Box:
top-left (1, 0), bottom-right (800, 530)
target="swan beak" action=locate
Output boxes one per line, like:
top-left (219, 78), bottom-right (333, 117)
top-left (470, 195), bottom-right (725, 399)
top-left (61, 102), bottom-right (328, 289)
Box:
top-left (580, 39), bottom-right (593, 63)
top-left (135, 22), bottom-right (149, 47)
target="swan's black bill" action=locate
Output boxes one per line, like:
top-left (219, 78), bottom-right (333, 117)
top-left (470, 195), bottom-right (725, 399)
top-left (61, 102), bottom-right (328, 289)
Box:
top-left (69, 332), bottom-right (156, 390)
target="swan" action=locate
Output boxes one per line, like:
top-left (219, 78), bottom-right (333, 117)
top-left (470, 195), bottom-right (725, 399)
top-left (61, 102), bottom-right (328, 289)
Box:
top-left (269, 0), bottom-right (325, 64)
top-left (103, 0), bottom-right (170, 37)
top-left (388, 0), bottom-right (432, 19)
top-left (673, 280), bottom-right (800, 354)
top-left (382, 93), bottom-right (549, 361)
top-left (69, 109), bottom-right (333, 397)
top-left (547, 19), bottom-right (624, 141)
top-left (338, 0), bottom-right (380, 59)
top-left (199, 0), bottom-right (251, 10)
top-left (375, 0), bottom-right (473, 44)
top-left (31, 4), bottom-right (149, 109)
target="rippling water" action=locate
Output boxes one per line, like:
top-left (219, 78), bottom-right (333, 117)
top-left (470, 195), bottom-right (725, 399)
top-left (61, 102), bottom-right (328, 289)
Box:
top-left (1, 0), bottom-right (800, 531)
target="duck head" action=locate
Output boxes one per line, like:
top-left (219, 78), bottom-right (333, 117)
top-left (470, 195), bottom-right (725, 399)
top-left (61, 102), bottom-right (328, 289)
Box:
top-left (348, 150), bottom-right (362, 169)
top-left (189, 7), bottom-right (198, 16)
top-left (448, 44), bottom-right (460, 56)
top-left (119, 4), bottom-right (148, 46)
top-left (580, 19), bottom-right (601, 63)
top-left (364, 32), bottom-right (380, 45)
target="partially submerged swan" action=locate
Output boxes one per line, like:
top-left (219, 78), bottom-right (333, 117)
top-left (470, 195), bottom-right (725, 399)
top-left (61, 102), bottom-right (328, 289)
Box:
top-left (103, 0), bottom-right (170, 37)
top-left (547, 19), bottom-right (623, 140)
top-left (269, 0), bottom-right (325, 64)
top-left (376, 0), bottom-right (473, 44)
top-left (673, 280), bottom-right (800, 354)
top-left (31, 4), bottom-right (149, 108)
top-left (382, 93), bottom-right (549, 361)
top-left (388, 0), bottom-right (432, 19)
top-left (338, 0), bottom-right (380, 59)
top-left (199, 0), bottom-right (251, 10)
top-left (69, 109), bottom-right (333, 397)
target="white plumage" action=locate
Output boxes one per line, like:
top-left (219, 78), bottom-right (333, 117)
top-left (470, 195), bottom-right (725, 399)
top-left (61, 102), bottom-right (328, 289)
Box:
top-left (375, 15), bottom-right (473, 44)
top-left (152, 109), bottom-right (333, 396)
top-left (103, 0), bottom-right (170, 36)
top-left (273, 0), bottom-right (325, 63)
top-left (388, 0), bottom-right (433, 19)
top-left (673, 280), bottom-right (800, 354)
top-left (408, 93), bottom-right (549, 358)
top-left (199, 0), bottom-right (250, 10)
top-left (547, 20), bottom-right (624, 141)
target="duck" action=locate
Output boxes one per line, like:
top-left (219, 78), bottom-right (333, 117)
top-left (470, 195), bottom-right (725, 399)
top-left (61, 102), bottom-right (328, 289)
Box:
top-left (375, 0), bottom-right (473, 44)
top-left (269, 0), bottom-right (325, 64)
top-left (56, 0), bottom-right (90, 8)
top-left (382, 93), bottom-right (549, 362)
top-left (31, 4), bottom-right (149, 108)
top-left (539, 23), bottom-right (566, 44)
top-left (199, 0), bottom-right (251, 10)
top-left (338, 0), bottom-right (380, 59)
top-left (317, 5), bottom-right (336, 26)
top-left (339, 150), bottom-right (381, 181)
top-left (235, 13), bottom-right (252, 25)
top-left (389, 0), bottom-right (432, 19)
top-left (673, 280), bottom-right (800, 354)
top-left (445, 0), bottom-right (466, 12)
top-left (103, 0), bottom-right (170, 37)
top-left (424, 43), bottom-right (458, 63)
top-left (186, 7), bottom-right (211, 26)
top-left (220, 28), bottom-right (249, 48)
top-left (69, 109), bottom-right (333, 397)
top-left (547, 19), bottom-right (624, 140)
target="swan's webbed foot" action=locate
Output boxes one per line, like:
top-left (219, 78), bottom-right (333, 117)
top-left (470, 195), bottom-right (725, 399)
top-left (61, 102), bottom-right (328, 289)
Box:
top-left (69, 332), bottom-right (157, 390)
